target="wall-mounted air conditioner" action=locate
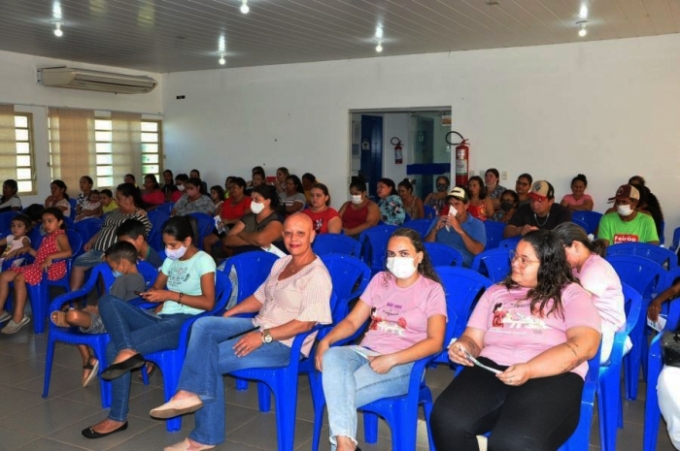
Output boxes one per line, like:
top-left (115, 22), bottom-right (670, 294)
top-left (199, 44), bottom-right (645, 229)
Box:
top-left (37, 67), bottom-right (157, 94)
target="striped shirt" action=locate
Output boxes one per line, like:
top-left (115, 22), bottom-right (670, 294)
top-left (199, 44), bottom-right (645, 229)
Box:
top-left (93, 208), bottom-right (153, 252)
top-left (253, 255), bottom-right (333, 356)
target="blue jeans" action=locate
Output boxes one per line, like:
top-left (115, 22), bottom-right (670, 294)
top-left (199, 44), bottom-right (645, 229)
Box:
top-left (322, 347), bottom-right (414, 450)
top-left (98, 294), bottom-right (192, 422)
top-left (177, 316), bottom-right (293, 445)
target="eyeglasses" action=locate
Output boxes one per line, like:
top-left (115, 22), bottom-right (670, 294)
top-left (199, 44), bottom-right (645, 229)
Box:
top-left (509, 250), bottom-right (540, 268)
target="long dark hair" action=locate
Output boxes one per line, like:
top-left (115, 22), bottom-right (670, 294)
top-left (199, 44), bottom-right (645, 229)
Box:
top-left (390, 228), bottom-right (441, 284)
top-left (503, 230), bottom-right (576, 318)
top-left (398, 178), bottom-right (413, 193)
top-left (286, 175), bottom-right (304, 194)
top-left (350, 175), bottom-right (367, 193)
top-left (2, 179), bottom-right (18, 203)
top-left (51, 179), bottom-right (70, 200)
top-left (162, 215), bottom-right (198, 245)
top-left (144, 174), bottom-right (160, 190)
top-left (378, 178), bottom-right (397, 196)
top-left (311, 182), bottom-right (331, 206)
top-left (552, 222), bottom-right (606, 257)
top-left (116, 182), bottom-right (144, 209)
top-left (252, 184), bottom-right (281, 211)
top-left (468, 176), bottom-right (488, 199)
top-left (43, 207), bottom-right (66, 229)
top-left (186, 177), bottom-right (207, 195)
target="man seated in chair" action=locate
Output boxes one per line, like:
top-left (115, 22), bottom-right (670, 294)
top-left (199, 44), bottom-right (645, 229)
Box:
top-left (598, 184), bottom-right (659, 246)
top-left (149, 213), bottom-right (333, 451)
top-left (503, 180), bottom-right (571, 238)
top-left (425, 186), bottom-right (486, 267)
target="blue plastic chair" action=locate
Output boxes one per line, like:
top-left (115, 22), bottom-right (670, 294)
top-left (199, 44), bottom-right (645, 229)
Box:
top-left (607, 242), bottom-right (678, 270)
top-left (572, 218), bottom-right (589, 232)
top-left (423, 205), bottom-right (437, 220)
top-left (484, 221), bottom-right (505, 250)
top-left (471, 247), bottom-right (512, 283)
top-left (189, 212), bottom-right (215, 251)
top-left (74, 218), bottom-right (102, 246)
top-left (424, 242), bottom-right (463, 267)
top-left (497, 236), bottom-right (521, 250)
top-left (157, 202), bottom-right (174, 215)
top-left (143, 271), bottom-right (232, 432)
top-left (671, 226), bottom-right (680, 252)
top-left (147, 209), bottom-right (169, 233)
top-left (432, 266), bottom-right (492, 367)
top-left (597, 284), bottom-right (642, 451)
top-left (42, 262), bottom-right (158, 407)
top-left (221, 251), bottom-right (279, 304)
top-left (403, 219), bottom-right (433, 239)
top-left (68, 198), bottom-right (77, 221)
top-left (312, 234), bottom-right (361, 258)
top-left (659, 221), bottom-right (666, 246)
top-left (359, 225), bottom-right (398, 275)
top-left (606, 254), bottom-right (666, 400)
top-left (0, 210), bottom-right (19, 232)
top-left (571, 210), bottom-right (603, 235)
top-left (643, 269), bottom-right (680, 451)
top-left (231, 292), bottom-right (337, 451)
top-left (318, 254), bottom-right (371, 322)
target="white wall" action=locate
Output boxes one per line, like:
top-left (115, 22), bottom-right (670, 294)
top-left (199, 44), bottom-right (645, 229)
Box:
top-left (0, 50), bottom-right (163, 205)
top-left (382, 113), bottom-right (410, 184)
top-left (163, 33), bottom-right (680, 243)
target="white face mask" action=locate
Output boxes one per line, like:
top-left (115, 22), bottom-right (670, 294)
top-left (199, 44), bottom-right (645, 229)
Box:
top-left (165, 245), bottom-right (188, 261)
top-left (449, 206), bottom-right (458, 217)
top-left (617, 204), bottom-right (633, 216)
top-left (386, 257), bottom-right (418, 279)
top-left (177, 185), bottom-right (185, 191)
top-left (250, 201), bottom-right (265, 214)
top-left (351, 195), bottom-right (363, 205)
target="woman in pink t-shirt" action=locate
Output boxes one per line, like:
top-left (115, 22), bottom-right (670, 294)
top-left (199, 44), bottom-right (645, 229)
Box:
top-left (560, 173), bottom-right (594, 211)
top-left (316, 228), bottom-right (447, 451)
top-left (431, 230), bottom-right (601, 450)
top-left (554, 222), bottom-right (627, 363)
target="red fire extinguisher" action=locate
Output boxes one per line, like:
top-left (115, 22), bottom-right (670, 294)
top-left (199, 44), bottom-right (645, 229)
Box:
top-left (391, 137), bottom-right (403, 164)
top-left (446, 131), bottom-right (469, 186)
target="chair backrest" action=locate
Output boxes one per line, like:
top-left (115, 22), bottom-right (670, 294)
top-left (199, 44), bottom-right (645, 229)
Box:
top-left (223, 251), bottom-right (280, 302)
top-left (65, 229), bottom-right (83, 258)
top-left (471, 247), bottom-right (511, 283)
top-left (157, 202), bottom-right (174, 215)
top-left (74, 218), bottom-right (102, 244)
top-left (147, 210), bottom-right (169, 232)
top-left (213, 270), bottom-right (233, 314)
top-left (659, 221), bottom-right (666, 246)
top-left (68, 198), bottom-right (77, 220)
top-left (0, 210), bottom-right (19, 232)
top-left (136, 261), bottom-right (159, 289)
top-left (606, 242), bottom-right (677, 270)
top-left (570, 211), bottom-right (602, 235)
top-left (621, 284), bottom-right (643, 337)
top-left (671, 226), bottom-right (680, 252)
top-left (312, 234), bottom-right (361, 257)
top-left (424, 242), bottom-right (463, 267)
top-left (483, 221), bottom-right (506, 250)
top-left (435, 266), bottom-right (493, 344)
top-left (497, 236), bottom-right (521, 250)
top-left (318, 253), bottom-right (371, 321)
top-left (402, 219), bottom-right (432, 239)
top-left (27, 227), bottom-right (44, 250)
top-left (63, 216), bottom-right (75, 229)
top-left (572, 218), bottom-right (589, 232)
top-left (189, 212), bottom-right (216, 249)
top-left (423, 205), bottom-right (437, 220)
top-left (359, 224), bottom-right (398, 271)
top-left (605, 254), bottom-right (665, 299)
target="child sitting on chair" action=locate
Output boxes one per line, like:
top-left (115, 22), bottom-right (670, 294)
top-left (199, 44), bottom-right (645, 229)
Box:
top-left (75, 190), bottom-right (103, 222)
top-left (51, 241), bottom-right (146, 386)
top-left (0, 214), bottom-right (32, 272)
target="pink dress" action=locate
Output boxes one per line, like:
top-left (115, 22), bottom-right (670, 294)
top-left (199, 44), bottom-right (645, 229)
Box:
top-left (14, 230), bottom-right (67, 286)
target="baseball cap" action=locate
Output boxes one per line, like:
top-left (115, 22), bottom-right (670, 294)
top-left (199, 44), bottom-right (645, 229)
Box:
top-left (528, 180), bottom-right (555, 201)
top-left (446, 186), bottom-right (468, 202)
top-left (608, 184), bottom-right (640, 203)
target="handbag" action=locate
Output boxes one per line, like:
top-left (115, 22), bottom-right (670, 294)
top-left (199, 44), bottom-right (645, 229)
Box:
top-left (661, 329), bottom-right (680, 367)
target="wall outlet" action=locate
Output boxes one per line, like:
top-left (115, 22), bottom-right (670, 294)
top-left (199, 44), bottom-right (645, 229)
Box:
top-left (502, 170), bottom-right (508, 181)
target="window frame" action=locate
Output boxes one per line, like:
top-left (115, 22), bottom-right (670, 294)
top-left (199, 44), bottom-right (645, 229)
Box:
top-left (14, 112), bottom-right (37, 195)
top-left (141, 119), bottom-right (163, 181)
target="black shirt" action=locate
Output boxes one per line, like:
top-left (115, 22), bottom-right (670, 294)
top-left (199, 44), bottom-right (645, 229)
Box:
top-left (508, 203), bottom-right (572, 230)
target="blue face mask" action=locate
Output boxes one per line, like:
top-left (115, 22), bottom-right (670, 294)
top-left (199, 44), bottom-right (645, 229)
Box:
top-left (112, 270), bottom-right (123, 278)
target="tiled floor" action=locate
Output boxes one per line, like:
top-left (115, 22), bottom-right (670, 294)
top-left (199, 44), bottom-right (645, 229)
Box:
top-left (0, 323), bottom-right (676, 451)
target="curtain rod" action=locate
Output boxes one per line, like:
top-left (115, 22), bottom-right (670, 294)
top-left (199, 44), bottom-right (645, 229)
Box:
top-left (1, 102), bottom-right (162, 117)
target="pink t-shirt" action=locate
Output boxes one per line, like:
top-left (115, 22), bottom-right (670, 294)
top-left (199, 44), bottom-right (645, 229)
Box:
top-left (561, 194), bottom-right (593, 208)
top-left (467, 283), bottom-right (601, 379)
top-left (574, 253), bottom-right (625, 332)
top-left (253, 255), bottom-right (333, 357)
top-left (359, 272), bottom-right (447, 355)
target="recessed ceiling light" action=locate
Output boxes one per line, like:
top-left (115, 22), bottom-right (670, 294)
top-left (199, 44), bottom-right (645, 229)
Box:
top-left (219, 55), bottom-right (226, 65)
top-left (577, 21), bottom-right (588, 37)
top-left (376, 42), bottom-right (383, 53)
top-left (54, 22), bottom-right (63, 37)
top-left (240, 0), bottom-right (249, 14)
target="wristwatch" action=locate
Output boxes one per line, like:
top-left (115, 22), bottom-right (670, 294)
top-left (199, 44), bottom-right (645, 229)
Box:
top-left (261, 329), bottom-right (273, 344)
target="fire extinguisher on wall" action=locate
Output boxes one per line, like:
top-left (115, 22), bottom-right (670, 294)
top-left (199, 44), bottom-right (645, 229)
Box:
top-left (390, 137), bottom-right (403, 164)
top-left (446, 131), bottom-right (469, 186)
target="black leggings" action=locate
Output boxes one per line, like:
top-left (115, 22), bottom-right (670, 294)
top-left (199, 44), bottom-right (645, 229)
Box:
top-left (430, 358), bottom-right (584, 451)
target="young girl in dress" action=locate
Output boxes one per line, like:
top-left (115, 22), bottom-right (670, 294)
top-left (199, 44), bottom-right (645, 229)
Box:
top-left (0, 214), bottom-right (32, 273)
top-left (0, 208), bottom-right (72, 334)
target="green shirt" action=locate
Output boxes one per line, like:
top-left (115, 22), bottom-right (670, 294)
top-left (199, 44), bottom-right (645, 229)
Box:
top-left (160, 250), bottom-right (216, 315)
top-left (598, 211), bottom-right (659, 245)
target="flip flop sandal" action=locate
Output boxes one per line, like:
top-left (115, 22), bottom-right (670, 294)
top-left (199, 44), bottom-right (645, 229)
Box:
top-left (82, 358), bottom-right (100, 387)
top-left (50, 311), bottom-right (70, 328)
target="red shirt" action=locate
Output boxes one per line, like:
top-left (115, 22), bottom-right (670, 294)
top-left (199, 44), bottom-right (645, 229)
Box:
top-left (221, 196), bottom-right (252, 220)
top-left (143, 190), bottom-right (165, 206)
top-left (303, 208), bottom-right (340, 234)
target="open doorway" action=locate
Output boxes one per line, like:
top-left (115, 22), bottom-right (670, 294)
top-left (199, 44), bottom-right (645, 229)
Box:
top-left (350, 109), bottom-right (452, 199)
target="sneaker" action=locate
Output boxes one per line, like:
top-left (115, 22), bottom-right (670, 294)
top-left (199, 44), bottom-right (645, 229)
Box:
top-left (0, 311), bottom-right (10, 323)
top-left (1, 316), bottom-right (31, 334)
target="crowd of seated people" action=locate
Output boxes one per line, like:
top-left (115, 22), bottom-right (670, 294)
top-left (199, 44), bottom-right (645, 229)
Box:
top-left (0, 164), bottom-right (674, 449)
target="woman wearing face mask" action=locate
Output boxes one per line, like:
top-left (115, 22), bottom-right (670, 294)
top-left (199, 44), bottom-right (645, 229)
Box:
top-left (492, 190), bottom-right (519, 223)
top-left (338, 176), bottom-right (380, 238)
top-left (82, 215), bottom-right (216, 439)
top-left (316, 228), bottom-right (447, 451)
top-left (222, 184), bottom-right (284, 256)
top-left (171, 178), bottom-right (214, 216)
top-left (424, 175), bottom-right (451, 216)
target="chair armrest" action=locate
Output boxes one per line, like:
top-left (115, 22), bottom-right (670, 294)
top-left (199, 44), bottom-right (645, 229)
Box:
top-left (48, 286), bottom-right (95, 314)
top-left (407, 354), bottom-right (439, 395)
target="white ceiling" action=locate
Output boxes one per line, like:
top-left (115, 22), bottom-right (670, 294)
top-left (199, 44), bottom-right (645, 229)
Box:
top-left (0, 0), bottom-right (678, 73)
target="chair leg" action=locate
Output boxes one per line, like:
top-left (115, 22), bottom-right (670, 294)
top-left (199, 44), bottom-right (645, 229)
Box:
top-left (258, 381), bottom-right (271, 412)
top-left (273, 372), bottom-right (298, 451)
top-left (310, 372), bottom-right (325, 451)
top-left (93, 340), bottom-right (111, 409)
top-left (159, 360), bottom-right (182, 432)
top-left (643, 360), bottom-right (662, 451)
top-left (235, 378), bottom-right (248, 391)
top-left (28, 283), bottom-right (47, 334)
top-left (625, 322), bottom-right (643, 400)
top-left (42, 336), bottom-right (56, 398)
top-left (363, 412), bottom-right (379, 444)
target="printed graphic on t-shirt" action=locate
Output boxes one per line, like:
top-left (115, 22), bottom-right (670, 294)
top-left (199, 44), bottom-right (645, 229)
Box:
top-left (491, 302), bottom-right (547, 330)
top-left (167, 264), bottom-right (191, 287)
top-left (369, 306), bottom-right (408, 336)
top-left (613, 234), bottom-right (640, 244)
top-left (312, 219), bottom-right (323, 233)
